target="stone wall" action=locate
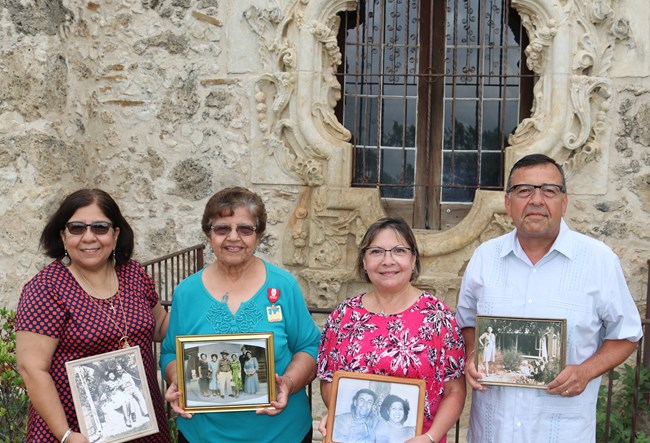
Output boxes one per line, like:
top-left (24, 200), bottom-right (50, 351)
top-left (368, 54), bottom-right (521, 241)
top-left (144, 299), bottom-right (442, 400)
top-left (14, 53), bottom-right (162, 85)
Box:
top-left (1, 0), bottom-right (649, 435)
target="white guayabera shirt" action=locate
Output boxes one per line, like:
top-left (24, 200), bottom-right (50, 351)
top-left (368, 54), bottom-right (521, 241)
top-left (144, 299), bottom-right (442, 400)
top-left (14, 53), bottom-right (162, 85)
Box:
top-left (456, 220), bottom-right (642, 443)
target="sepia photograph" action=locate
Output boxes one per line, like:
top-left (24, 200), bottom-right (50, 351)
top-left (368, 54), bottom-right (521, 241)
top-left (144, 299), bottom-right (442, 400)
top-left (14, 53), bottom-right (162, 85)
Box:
top-left (475, 315), bottom-right (567, 388)
top-left (65, 346), bottom-right (159, 443)
top-left (176, 332), bottom-right (275, 413)
top-left (325, 371), bottom-right (425, 443)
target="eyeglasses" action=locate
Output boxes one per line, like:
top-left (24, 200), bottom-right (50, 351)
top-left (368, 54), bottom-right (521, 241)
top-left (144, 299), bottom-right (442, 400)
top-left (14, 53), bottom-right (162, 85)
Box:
top-left (65, 222), bottom-right (113, 236)
top-left (507, 183), bottom-right (565, 199)
top-left (364, 246), bottom-right (412, 259)
top-left (210, 224), bottom-right (257, 237)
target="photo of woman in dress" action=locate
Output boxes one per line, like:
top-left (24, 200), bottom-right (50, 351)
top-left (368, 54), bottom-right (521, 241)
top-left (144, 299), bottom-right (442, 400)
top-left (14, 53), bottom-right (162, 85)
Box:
top-left (208, 354), bottom-right (219, 397)
top-left (99, 370), bottom-right (134, 428)
top-left (243, 351), bottom-right (259, 394)
top-left (479, 326), bottom-right (497, 375)
top-left (230, 354), bottom-right (243, 398)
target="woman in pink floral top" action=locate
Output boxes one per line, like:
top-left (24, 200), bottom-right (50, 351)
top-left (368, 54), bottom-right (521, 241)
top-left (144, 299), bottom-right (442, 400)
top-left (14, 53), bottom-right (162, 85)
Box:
top-left (317, 217), bottom-right (466, 443)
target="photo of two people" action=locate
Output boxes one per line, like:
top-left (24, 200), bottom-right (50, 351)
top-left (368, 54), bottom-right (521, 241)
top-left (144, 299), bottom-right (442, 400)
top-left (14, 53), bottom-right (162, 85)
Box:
top-left (326, 371), bottom-right (425, 443)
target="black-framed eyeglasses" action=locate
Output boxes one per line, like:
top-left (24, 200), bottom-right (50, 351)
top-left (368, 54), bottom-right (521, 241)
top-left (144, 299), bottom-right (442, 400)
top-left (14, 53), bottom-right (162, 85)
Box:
top-left (364, 246), bottom-right (412, 259)
top-left (507, 183), bottom-right (566, 199)
top-left (65, 222), bottom-right (113, 236)
top-left (210, 224), bottom-right (257, 237)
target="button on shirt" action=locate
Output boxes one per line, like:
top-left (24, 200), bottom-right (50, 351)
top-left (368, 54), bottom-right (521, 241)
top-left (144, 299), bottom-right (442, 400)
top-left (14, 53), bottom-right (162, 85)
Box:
top-left (456, 220), bottom-right (642, 443)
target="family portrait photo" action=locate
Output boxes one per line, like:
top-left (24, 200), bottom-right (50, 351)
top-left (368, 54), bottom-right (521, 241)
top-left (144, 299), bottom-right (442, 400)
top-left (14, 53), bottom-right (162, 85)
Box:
top-left (325, 371), bottom-right (425, 443)
top-left (65, 346), bottom-right (158, 443)
top-left (176, 332), bottom-right (275, 412)
top-left (475, 315), bottom-right (567, 388)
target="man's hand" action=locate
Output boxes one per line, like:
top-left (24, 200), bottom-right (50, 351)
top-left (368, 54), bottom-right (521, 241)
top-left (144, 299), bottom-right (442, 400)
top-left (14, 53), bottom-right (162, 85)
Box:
top-left (546, 364), bottom-right (590, 397)
top-left (464, 354), bottom-right (487, 391)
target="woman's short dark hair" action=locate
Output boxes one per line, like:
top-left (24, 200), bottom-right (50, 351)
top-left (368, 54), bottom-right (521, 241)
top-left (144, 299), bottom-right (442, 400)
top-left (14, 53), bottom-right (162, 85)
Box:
top-left (355, 216), bottom-right (421, 283)
top-left (201, 187), bottom-right (267, 237)
top-left (40, 189), bottom-right (134, 265)
top-left (379, 394), bottom-right (410, 424)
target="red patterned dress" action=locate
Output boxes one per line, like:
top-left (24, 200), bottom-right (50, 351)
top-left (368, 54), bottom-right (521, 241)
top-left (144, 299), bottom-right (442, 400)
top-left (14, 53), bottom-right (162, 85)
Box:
top-left (317, 291), bottom-right (465, 441)
top-left (16, 259), bottom-right (169, 442)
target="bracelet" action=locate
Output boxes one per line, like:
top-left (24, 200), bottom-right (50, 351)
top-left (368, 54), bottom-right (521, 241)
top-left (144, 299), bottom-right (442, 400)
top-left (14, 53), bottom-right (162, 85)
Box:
top-left (467, 349), bottom-right (475, 360)
top-left (60, 428), bottom-right (73, 443)
top-left (423, 432), bottom-right (435, 443)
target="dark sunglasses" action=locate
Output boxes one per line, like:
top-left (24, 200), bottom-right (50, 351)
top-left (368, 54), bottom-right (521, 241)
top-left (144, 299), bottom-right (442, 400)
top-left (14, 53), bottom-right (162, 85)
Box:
top-left (210, 224), bottom-right (257, 237)
top-left (65, 222), bottom-right (113, 236)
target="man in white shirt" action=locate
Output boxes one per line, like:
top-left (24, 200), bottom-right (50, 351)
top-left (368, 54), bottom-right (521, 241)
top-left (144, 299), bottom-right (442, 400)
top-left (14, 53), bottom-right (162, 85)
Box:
top-left (456, 153), bottom-right (642, 442)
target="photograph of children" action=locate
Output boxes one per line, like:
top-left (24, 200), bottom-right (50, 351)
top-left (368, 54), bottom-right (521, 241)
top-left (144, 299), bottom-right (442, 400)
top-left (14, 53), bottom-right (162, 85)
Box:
top-left (180, 336), bottom-right (271, 410)
top-left (66, 347), bottom-right (158, 443)
top-left (475, 315), bottom-right (566, 388)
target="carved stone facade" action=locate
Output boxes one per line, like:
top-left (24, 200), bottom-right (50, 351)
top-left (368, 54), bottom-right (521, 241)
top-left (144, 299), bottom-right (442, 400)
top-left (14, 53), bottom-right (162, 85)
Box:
top-left (0, 0), bottom-right (648, 438)
top-left (0, 0), bottom-right (647, 306)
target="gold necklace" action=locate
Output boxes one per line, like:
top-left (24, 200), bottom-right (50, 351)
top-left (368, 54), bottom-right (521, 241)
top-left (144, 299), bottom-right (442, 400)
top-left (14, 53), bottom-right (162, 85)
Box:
top-left (75, 266), bottom-right (131, 349)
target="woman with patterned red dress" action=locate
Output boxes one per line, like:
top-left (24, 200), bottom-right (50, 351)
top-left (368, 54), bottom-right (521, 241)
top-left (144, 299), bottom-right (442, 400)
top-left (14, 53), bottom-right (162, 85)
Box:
top-left (317, 216), bottom-right (466, 443)
top-left (16, 189), bottom-right (169, 443)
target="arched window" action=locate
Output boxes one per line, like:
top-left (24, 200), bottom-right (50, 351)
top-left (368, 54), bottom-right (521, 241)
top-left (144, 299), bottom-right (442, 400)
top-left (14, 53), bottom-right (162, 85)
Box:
top-left (337, 0), bottom-right (533, 229)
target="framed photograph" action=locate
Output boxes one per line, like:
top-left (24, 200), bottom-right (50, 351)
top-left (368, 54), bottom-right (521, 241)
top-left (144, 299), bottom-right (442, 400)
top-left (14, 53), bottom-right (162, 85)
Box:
top-left (475, 315), bottom-right (567, 388)
top-left (176, 332), bottom-right (276, 413)
top-left (65, 346), bottom-right (159, 443)
top-left (325, 371), bottom-right (426, 443)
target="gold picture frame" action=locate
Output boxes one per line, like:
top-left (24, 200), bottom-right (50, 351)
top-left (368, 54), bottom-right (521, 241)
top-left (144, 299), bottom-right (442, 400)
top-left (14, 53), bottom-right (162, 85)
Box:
top-left (475, 315), bottom-right (567, 388)
top-left (65, 346), bottom-right (159, 443)
top-left (175, 332), bottom-right (276, 413)
top-left (325, 371), bottom-right (426, 443)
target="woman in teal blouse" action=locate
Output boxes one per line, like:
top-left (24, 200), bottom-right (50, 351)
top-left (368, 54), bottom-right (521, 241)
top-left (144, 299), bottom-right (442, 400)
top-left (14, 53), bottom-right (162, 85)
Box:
top-left (161, 187), bottom-right (320, 443)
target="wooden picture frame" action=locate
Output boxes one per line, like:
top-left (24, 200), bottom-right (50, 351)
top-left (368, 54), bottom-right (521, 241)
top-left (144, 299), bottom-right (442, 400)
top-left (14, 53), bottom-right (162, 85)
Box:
top-left (65, 346), bottom-right (159, 443)
top-left (325, 371), bottom-right (426, 443)
top-left (475, 315), bottom-right (567, 388)
top-left (176, 332), bottom-right (276, 413)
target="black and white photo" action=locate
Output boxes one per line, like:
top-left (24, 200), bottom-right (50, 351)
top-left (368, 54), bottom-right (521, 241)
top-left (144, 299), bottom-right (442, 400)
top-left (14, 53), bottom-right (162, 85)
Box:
top-left (325, 371), bottom-right (425, 443)
top-left (65, 346), bottom-right (158, 443)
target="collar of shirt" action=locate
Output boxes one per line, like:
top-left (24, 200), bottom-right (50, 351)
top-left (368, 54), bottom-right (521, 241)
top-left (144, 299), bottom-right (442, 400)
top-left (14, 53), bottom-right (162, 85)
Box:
top-left (501, 219), bottom-right (574, 264)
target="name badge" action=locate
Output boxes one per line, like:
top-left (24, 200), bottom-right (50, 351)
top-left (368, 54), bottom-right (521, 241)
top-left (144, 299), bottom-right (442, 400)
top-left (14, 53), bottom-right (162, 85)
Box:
top-left (266, 305), bottom-right (283, 322)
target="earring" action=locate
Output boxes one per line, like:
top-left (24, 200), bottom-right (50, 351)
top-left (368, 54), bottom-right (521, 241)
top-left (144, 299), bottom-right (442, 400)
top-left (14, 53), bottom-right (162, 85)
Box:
top-left (61, 250), bottom-right (72, 267)
top-left (111, 250), bottom-right (116, 268)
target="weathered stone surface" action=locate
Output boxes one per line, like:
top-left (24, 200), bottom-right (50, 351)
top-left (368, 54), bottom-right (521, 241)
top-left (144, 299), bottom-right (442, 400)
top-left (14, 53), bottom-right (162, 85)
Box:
top-left (632, 104), bottom-right (650, 147)
top-left (170, 159), bottom-right (213, 201)
top-left (0, 49), bottom-right (68, 120)
top-left (4, 0), bottom-right (72, 36)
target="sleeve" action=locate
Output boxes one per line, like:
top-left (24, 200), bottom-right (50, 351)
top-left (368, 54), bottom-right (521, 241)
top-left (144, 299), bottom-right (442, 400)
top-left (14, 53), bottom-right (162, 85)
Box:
top-left (316, 305), bottom-right (345, 381)
top-left (455, 249), bottom-right (483, 329)
top-left (441, 308), bottom-right (466, 382)
top-left (16, 270), bottom-right (67, 338)
top-left (284, 276), bottom-right (321, 360)
top-left (134, 261), bottom-right (159, 309)
top-left (599, 254), bottom-right (643, 342)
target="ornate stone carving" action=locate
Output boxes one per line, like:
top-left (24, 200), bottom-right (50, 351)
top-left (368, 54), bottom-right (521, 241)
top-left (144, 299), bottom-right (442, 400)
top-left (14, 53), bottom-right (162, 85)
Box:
top-left (508, 0), bottom-right (627, 192)
top-left (266, 0), bottom-right (630, 304)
